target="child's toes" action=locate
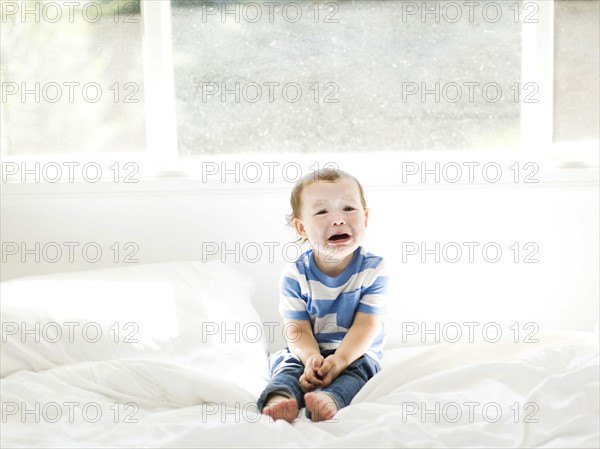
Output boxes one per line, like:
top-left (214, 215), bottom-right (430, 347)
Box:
top-left (263, 398), bottom-right (299, 423)
top-left (304, 392), bottom-right (338, 422)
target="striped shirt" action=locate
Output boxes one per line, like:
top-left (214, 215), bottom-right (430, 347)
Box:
top-left (279, 246), bottom-right (388, 360)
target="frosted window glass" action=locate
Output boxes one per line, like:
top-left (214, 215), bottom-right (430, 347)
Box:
top-left (171, 0), bottom-right (523, 155)
top-left (553, 0), bottom-right (599, 142)
top-left (0, 1), bottom-right (146, 155)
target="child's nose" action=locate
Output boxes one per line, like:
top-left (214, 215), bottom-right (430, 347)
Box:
top-left (331, 217), bottom-right (346, 226)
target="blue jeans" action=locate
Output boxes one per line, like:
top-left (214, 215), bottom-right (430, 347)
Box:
top-left (256, 348), bottom-right (381, 412)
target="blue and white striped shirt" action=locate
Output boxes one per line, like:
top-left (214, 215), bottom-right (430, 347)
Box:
top-left (279, 246), bottom-right (388, 360)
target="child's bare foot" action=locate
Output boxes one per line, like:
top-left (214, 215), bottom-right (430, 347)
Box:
top-left (304, 392), bottom-right (338, 422)
top-left (262, 395), bottom-right (299, 423)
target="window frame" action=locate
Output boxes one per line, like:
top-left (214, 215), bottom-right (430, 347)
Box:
top-left (141, 0), bottom-right (178, 163)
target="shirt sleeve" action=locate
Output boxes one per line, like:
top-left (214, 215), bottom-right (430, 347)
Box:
top-left (278, 263), bottom-right (311, 321)
top-left (357, 258), bottom-right (388, 316)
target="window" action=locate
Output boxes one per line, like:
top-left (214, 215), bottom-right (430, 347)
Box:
top-left (1, 0), bottom-right (597, 165)
top-left (0, 0), bottom-right (146, 156)
top-left (171, 0), bottom-right (524, 155)
top-left (553, 0), bottom-right (599, 142)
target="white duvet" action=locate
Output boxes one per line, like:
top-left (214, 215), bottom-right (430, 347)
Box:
top-left (2, 331), bottom-right (598, 448)
top-left (1, 262), bottom-right (598, 448)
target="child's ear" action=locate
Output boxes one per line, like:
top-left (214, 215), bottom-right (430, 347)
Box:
top-left (364, 209), bottom-right (369, 227)
top-left (293, 218), bottom-right (306, 237)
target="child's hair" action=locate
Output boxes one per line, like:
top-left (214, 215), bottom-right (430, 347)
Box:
top-left (286, 168), bottom-right (367, 229)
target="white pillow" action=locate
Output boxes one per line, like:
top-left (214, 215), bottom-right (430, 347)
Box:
top-left (1, 261), bottom-right (269, 378)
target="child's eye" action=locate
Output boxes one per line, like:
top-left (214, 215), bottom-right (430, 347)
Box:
top-left (344, 206), bottom-right (356, 211)
top-left (315, 209), bottom-right (327, 215)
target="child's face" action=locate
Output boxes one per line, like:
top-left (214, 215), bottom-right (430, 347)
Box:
top-left (294, 177), bottom-right (368, 264)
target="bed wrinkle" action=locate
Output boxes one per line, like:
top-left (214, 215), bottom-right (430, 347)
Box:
top-left (1, 358), bottom-right (261, 409)
top-left (2, 331), bottom-right (598, 448)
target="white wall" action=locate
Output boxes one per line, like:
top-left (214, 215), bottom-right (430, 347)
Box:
top-left (1, 168), bottom-right (598, 352)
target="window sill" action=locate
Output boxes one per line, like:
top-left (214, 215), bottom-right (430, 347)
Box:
top-left (2, 145), bottom-right (598, 197)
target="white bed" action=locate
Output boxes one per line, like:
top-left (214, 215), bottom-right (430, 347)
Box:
top-left (1, 261), bottom-right (598, 448)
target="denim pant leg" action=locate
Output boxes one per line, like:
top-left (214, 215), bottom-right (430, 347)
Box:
top-left (319, 354), bottom-right (381, 410)
top-left (257, 349), bottom-right (305, 411)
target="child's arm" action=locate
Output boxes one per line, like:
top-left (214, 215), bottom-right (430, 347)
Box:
top-left (284, 318), bottom-right (326, 391)
top-left (316, 312), bottom-right (381, 385)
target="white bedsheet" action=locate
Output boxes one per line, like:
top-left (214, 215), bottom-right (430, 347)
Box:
top-left (2, 330), bottom-right (598, 448)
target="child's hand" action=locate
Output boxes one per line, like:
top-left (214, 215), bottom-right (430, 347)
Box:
top-left (299, 354), bottom-right (325, 392)
top-left (314, 354), bottom-right (346, 388)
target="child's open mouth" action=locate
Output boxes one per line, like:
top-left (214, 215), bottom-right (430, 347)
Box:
top-left (328, 233), bottom-right (352, 244)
